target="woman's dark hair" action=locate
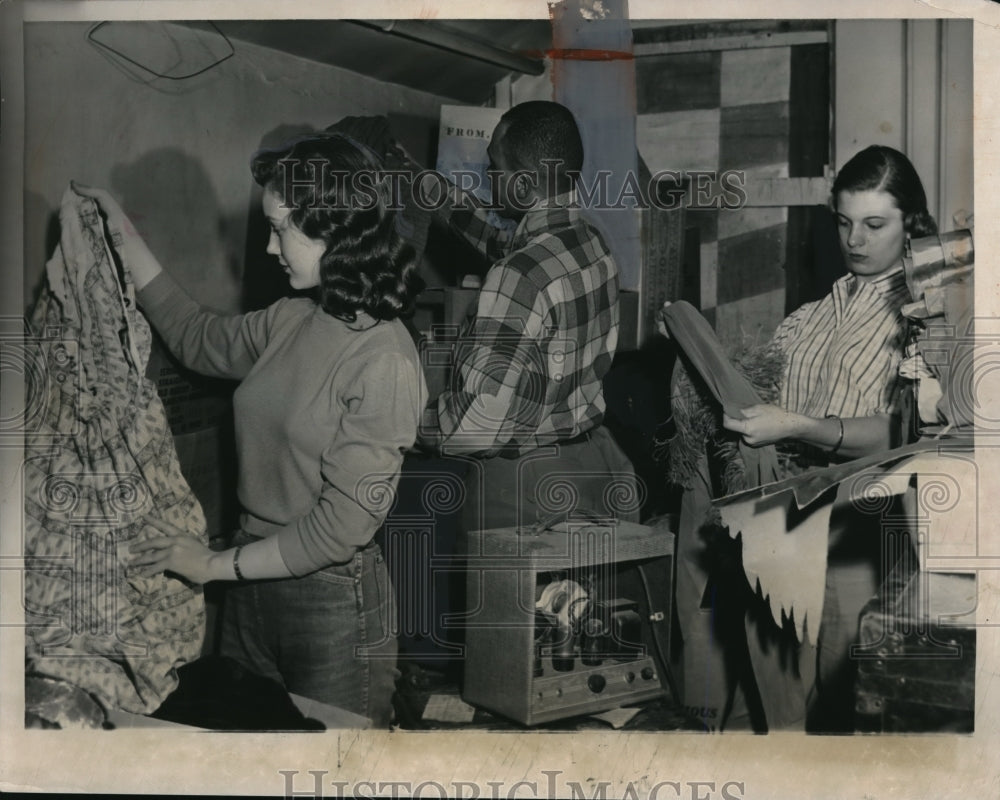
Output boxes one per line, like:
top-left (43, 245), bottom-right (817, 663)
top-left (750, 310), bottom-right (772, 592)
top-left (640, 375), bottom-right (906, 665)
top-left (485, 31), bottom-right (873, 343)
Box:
top-left (832, 145), bottom-right (938, 237)
top-left (251, 133), bottom-right (423, 322)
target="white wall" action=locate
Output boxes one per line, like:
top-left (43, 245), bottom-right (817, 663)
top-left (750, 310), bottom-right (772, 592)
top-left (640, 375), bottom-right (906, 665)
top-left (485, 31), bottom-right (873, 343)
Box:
top-left (24, 21), bottom-right (450, 312)
top-left (835, 19), bottom-right (974, 231)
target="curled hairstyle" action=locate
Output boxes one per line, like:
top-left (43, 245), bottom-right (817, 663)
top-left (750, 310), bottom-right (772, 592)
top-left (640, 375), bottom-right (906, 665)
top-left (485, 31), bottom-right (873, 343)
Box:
top-left (251, 133), bottom-right (423, 322)
top-left (833, 145), bottom-right (938, 237)
top-left (496, 101), bottom-right (584, 194)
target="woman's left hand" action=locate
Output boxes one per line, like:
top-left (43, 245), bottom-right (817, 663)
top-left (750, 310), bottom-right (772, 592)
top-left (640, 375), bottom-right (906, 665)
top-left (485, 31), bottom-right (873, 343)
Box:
top-left (129, 517), bottom-right (217, 584)
top-left (71, 181), bottom-right (164, 291)
top-left (723, 403), bottom-right (805, 447)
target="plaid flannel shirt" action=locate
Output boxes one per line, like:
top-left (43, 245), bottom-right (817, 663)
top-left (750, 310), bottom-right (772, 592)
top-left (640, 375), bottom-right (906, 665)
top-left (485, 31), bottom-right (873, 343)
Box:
top-left (430, 196), bottom-right (620, 457)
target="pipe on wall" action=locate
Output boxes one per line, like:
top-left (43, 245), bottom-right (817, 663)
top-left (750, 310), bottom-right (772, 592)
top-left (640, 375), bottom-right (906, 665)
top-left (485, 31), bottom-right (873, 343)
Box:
top-left (354, 20), bottom-right (546, 77)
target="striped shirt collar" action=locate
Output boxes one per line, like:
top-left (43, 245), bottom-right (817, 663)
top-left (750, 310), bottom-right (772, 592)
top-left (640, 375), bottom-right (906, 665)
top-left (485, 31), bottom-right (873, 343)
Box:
top-left (832, 262), bottom-right (909, 317)
top-left (839, 261), bottom-right (908, 293)
top-left (776, 259), bottom-right (912, 420)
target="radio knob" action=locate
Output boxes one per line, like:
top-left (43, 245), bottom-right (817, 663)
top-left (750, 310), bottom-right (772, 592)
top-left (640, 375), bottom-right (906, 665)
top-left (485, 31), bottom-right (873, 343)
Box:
top-left (641, 667), bottom-right (655, 681)
top-left (588, 675), bottom-right (607, 693)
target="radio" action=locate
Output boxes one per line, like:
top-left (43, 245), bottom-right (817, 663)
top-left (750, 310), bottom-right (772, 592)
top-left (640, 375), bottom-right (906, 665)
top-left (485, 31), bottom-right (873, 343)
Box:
top-left (579, 598), bottom-right (643, 664)
top-left (460, 518), bottom-right (674, 726)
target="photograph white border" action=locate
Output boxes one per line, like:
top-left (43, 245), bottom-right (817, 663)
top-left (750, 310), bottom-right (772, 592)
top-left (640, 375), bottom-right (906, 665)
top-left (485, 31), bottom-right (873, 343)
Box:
top-left (2, 1), bottom-right (998, 797)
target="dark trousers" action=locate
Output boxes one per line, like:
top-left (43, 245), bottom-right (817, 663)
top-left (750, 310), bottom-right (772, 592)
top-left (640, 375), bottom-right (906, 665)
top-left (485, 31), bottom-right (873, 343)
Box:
top-left (218, 531), bottom-right (398, 727)
top-left (460, 426), bottom-right (642, 541)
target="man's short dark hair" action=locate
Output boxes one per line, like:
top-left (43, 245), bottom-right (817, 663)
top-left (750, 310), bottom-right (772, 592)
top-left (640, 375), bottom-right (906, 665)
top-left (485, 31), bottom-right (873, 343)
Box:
top-left (496, 101), bottom-right (584, 192)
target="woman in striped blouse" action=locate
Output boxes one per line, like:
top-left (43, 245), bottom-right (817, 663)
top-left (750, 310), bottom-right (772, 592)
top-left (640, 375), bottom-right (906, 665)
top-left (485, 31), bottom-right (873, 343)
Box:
top-left (723, 145), bottom-right (936, 731)
top-left (723, 145), bottom-right (935, 459)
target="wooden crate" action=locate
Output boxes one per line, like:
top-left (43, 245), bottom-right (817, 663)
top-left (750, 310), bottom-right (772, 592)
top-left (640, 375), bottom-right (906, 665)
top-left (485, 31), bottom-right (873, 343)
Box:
top-left (854, 570), bottom-right (976, 733)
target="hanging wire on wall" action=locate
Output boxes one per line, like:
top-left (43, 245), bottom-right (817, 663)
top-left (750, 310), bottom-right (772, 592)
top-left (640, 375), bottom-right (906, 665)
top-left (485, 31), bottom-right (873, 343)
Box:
top-left (87, 21), bottom-right (235, 81)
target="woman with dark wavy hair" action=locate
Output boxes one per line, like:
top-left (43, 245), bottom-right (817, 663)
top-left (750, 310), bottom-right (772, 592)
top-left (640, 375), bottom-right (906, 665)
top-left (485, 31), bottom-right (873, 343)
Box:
top-left (250, 133), bottom-right (423, 321)
top-left (75, 132), bottom-right (426, 726)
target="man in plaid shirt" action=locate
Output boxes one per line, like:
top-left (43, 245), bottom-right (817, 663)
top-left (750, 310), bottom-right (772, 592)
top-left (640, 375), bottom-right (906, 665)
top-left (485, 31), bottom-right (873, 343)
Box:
top-left (418, 101), bottom-right (639, 535)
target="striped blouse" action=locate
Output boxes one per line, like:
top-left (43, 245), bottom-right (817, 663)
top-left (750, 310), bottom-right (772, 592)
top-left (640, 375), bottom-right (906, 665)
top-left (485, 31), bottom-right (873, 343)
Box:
top-left (773, 264), bottom-right (911, 419)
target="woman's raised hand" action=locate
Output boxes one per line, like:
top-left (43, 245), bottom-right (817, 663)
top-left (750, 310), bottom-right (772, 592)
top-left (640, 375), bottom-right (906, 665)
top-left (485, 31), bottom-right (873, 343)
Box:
top-left (71, 181), bottom-right (164, 290)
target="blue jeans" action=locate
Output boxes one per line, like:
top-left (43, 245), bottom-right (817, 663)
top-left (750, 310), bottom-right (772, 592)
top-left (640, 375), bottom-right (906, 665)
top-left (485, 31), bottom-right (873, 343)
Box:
top-left (218, 531), bottom-right (399, 727)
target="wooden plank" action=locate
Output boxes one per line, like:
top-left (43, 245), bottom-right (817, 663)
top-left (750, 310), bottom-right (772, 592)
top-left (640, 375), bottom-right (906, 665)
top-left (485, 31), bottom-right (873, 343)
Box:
top-left (717, 222), bottom-right (787, 304)
top-left (719, 100), bottom-right (789, 171)
top-left (618, 289), bottom-right (639, 352)
top-left (636, 109), bottom-right (720, 172)
top-left (699, 239), bottom-right (718, 311)
top-left (713, 289), bottom-right (786, 352)
top-left (717, 205), bottom-right (787, 241)
top-left (789, 42), bottom-right (831, 177)
top-left (631, 20), bottom-right (829, 42)
top-left (639, 204), bottom-right (686, 342)
top-left (634, 30), bottom-right (829, 57)
top-left (720, 46), bottom-right (791, 108)
top-left (742, 176), bottom-right (833, 207)
top-left (635, 51), bottom-right (720, 113)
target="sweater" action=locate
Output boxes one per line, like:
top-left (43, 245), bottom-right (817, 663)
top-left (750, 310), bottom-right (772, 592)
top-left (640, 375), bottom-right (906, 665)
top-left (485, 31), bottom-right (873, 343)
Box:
top-left (138, 271), bottom-right (425, 576)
